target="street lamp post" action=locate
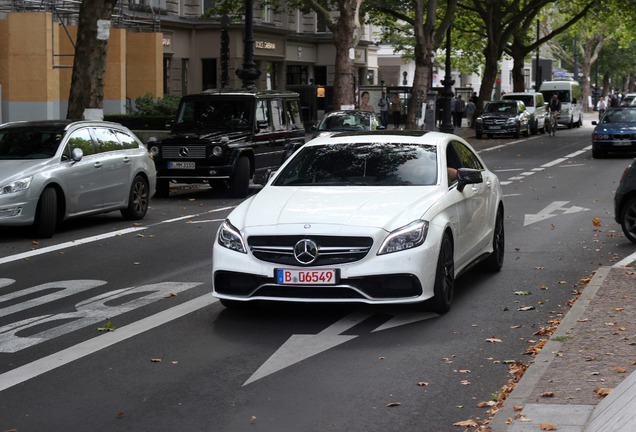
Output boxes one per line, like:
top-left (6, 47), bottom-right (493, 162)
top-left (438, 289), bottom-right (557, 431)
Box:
top-left (235, 0), bottom-right (261, 90)
top-left (439, 27), bottom-right (454, 134)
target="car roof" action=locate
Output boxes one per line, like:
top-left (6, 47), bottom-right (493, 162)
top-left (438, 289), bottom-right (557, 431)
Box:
top-left (182, 89), bottom-right (300, 99)
top-left (307, 130), bottom-right (452, 146)
top-left (0, 119), bottom-right (129, 131)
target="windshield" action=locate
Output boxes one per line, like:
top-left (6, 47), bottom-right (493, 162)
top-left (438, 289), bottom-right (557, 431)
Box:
top-left (540, 90), bottom-right (571, 103)
top-left (273, 142), bottom-right (438, 186)
top-left (318, 112), bottom-right (377, 131)
top-left (0, 127), bottom-right (65, 160)
top-left (505, 95), bottom-right (533, 107)
top-left (484, 103), bottom-right (516, 114)
top-left (174, 98), bottom-right (254, 131)
top-left (601, 109), bottom-right (636, 124)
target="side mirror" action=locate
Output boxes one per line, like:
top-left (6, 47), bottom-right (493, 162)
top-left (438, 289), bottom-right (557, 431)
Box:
top-left (457, 168), bottom-right (483, 192)
top-left (71, 148), bottom-right (83, 162)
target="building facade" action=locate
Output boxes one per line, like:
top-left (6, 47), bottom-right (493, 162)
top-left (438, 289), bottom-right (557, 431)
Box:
top-left (0, 0), bottom-right (379, 123)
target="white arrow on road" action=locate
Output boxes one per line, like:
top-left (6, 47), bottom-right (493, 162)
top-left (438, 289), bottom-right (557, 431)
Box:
top-left (243, 308), bottom-right (437, 386)
top-left (524, 201), bottom-right (590, 226)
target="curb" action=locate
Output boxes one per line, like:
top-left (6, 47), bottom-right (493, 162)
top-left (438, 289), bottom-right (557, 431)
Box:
top-left (489, 266), bottom-right (612, 431)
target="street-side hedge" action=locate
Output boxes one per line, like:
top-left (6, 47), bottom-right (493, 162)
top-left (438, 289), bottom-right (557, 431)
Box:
top-left (104, 114), bottom-right (172, 130)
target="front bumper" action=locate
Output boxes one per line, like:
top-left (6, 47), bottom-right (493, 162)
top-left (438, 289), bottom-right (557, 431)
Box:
top-left (212, 228), bottom-right (440, 305)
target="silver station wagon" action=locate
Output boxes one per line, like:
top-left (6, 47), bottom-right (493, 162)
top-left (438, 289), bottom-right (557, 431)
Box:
top-left (0, 120), bottom-right (156, 238)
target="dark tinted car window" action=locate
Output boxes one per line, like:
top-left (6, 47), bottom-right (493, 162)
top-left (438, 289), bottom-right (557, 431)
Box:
top-left (0, 127), bottom-right (65, 160)
top-left (273, 142), bottom-right (437, 186)
top-left (601, 109), bottom-right (636, 124)
top-left (286, 100), bottom-right (303, 129)
top-left (175, 98), bottom-right (253, 131)
top-left (452, 141), bottom-right (483, 170)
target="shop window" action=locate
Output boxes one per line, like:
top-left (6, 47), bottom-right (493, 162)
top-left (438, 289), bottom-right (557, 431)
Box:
top-left (286, 65), bottom-right (308, 85)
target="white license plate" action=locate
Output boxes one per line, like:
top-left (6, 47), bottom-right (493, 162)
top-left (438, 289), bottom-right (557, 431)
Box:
top-left (276, 269), bottom-right (337, 285)
top-left (612, 141), bottom-right (632, 146)
top-left (489, 126), bottom-right (501, 130)
top-left (168, 161), bottom-right (195, 169)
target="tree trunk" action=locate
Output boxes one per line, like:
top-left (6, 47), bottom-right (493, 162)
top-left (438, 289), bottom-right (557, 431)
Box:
top-left (509, 43), bottom-right (527, 92)
top-left (330, 0), bottom-right (359, 109)
top-left (67, 0), bottom-right (118, 120)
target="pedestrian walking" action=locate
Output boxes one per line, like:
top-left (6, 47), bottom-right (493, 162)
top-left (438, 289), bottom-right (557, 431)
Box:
top-left (391, 94), bottom-right (402, 129)
top-left (378, 91), bottom-right (389, 128)
top-left (454, 95), bottom-right (465, 127)
top-left (465, 97), bottom-right (476, 127)
top-left (597, 96), bottom-right (607, 121)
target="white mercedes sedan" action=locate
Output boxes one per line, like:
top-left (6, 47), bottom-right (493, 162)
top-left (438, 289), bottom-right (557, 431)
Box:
top-left (212, 130), bottom-right (504, 313)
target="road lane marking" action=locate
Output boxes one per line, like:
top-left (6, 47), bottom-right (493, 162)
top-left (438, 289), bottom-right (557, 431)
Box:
top-left (523, 201), bottom-right (590, 226)
top-left (0, 206), bottom-right (235, 266)
top-left (0, 227), bottom-right (146, 265)
top-left (0, 281), bottom-right (202, 352)
top-left (0, 294), bottom-right (217, 392)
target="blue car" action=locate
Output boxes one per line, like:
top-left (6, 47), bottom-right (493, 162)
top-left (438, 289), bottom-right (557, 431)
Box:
top-left (592, 107), bottom-right (636, 158)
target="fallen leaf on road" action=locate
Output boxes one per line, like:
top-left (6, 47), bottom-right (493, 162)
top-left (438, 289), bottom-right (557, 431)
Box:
top-left (386, 402), bottom-right (401, 407)
top-left (417, 382), bottom-right (429, 386)
top-left (541, 423), bottom-right (558, 430)
top-left (151, 358), bottom-right (162, 362)
top-left (539, 392), bottom-right (554, 397)
top-left (515, 291), bottom-right (532, 295)
top-left (614, 367), bottom-right (627, 373)
top-left (453, 419), bottom-right (478, 427)
top-left (461, 380), bottom-right (470, 385)
top-left (517, 306), bottom-right (536, 311)
top-left (513, 405), bottom-right (524, 411)
top-left (117, 412), bottom-right (125, 419)
top-left (486, 337), bottom-right (502, 343)
top-left (594, 388), bottom-right (613, 397)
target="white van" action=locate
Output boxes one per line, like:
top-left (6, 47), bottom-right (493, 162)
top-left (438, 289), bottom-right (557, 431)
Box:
top-left (539, 80), bottom-right (583, 128)
top-left (501, 92), bottom-right (546, 134)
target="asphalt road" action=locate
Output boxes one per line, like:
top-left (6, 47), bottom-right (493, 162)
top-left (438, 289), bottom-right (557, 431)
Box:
top-left (1, 121), bottom-right (635, 432)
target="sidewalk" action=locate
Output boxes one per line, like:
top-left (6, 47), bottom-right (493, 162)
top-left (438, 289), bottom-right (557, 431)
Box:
top-left (489, 252), bottom-right (636, 432)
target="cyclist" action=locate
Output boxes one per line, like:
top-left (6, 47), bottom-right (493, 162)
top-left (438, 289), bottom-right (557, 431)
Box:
top-left (547, 94), bottom-right (561, 136)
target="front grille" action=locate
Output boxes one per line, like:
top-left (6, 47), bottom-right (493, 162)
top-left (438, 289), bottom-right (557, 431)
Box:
top-left (483, 118), bottom-right (507, 125)
top-left (214, 271), bottom-right (422, 300)
top-left (611, 134), bottom-right (635, 140)
top-left (248, 235), bottom-right (373, 266)
top-left (162, 145), bottom-right (207, 159)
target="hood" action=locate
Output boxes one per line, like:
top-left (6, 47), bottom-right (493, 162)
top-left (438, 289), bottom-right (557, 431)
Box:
top-left (480, 112), bottom-right (516, 120)
top-left (163, 129), bottom-right (252, 142)
top-left (230, 186), bottom-right (444, 232)
top-left (594, 123), bottom-right (636, 133)
top-left (0, 159), bottom-right (53, 183)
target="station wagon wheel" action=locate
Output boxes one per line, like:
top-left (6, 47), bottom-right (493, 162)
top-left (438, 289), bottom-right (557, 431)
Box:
top-left (620, 197), bottom-right (636, 244)
top-left (33, 187), bottom-right (57, 238)
top-left (429, 233), bottom-right (455, 313)
top-left (482, 206), bottom-right (505, 271)
top-left (121, 175), bottom-right (149, 220)
top-left (230, 156), bottom-right (250, 198)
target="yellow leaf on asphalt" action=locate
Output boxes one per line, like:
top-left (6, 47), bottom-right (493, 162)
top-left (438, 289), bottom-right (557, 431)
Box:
top-left (453, 419), bottom-right (478, 427)
top-left (486, 337), bottom-right (503, 343)
top-left (386, 402), bottom-right (401, 407)
top-left (594, 388), bottom-right (613, 396)
top-left (614, 367), bottom-right (627, 373)
top-left (417, 382), bottom-right (429, 386)
top-left (593, 218), bottom-right (601, 227)
top-left (541, 423), bottom-right (558, 430)
top-left (151, 358), bottom-right (162, 362)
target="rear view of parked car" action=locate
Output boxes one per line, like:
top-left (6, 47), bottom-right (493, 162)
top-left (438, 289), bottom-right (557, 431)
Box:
top-left (501, 92), bottom-right (545, 134)
top-left (615, 162), bottom-right (636, 243)
top-left (0, 120), bottom-right (156, 238)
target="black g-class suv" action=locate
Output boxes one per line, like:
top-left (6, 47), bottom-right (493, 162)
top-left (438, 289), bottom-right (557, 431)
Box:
top-left (149, 89), bottom-right (306, 197)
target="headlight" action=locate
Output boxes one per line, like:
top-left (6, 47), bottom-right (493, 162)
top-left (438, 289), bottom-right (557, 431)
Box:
top-left (506, 118), bottom-right (517, 125)
top-left (149, 146), bottom-right (159, 156)
top-left (594, 133), bottom-right (610, 140)
top-left (475, 117), bottom-right (483, 123)
top-left (378, 220), bottom-right (428, 255)
top-left (212, 146), bottom-right (223, 157)
top-left (0, 177), bottom-right (32, 195)
top-left (217, 219), bottom-right (247, 253)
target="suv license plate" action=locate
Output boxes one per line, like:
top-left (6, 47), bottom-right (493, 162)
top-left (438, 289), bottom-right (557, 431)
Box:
top-left (612, 141), bottom-right (631, 146)
top-left (168, 161), bottom-right (195, 169)
top-left (276, 269), bottom-right (337, 285)
top-left (489, 126), bottom-right (501, 130)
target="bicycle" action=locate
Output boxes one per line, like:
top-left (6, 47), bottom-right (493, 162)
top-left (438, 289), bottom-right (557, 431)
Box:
top-left (545, 111), bottom-right (558, 137)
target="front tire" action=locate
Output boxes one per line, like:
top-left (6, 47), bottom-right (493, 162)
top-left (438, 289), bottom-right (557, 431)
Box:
top-left (230, 157), bottom-right (250, 198)
top-left (482, 206), bottom-right (505, 271)
top-left (121, 175), bottom-right (149, 220)
top-left (428, 234), bottom-right (455, 314)
top-left (619, 197), bottom-right (636, 244)
top-left (33, 187), bottom-right (57, 238)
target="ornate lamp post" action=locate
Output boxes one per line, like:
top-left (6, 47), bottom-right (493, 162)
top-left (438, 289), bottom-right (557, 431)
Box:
top-left (439, 27), bottom-right (454, 133)
top-left (235, 0), bottom-right (261, 90)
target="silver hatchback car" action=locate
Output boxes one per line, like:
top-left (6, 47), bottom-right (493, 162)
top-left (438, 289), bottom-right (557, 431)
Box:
top-left (0, 120), bottom-right (156, 238)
